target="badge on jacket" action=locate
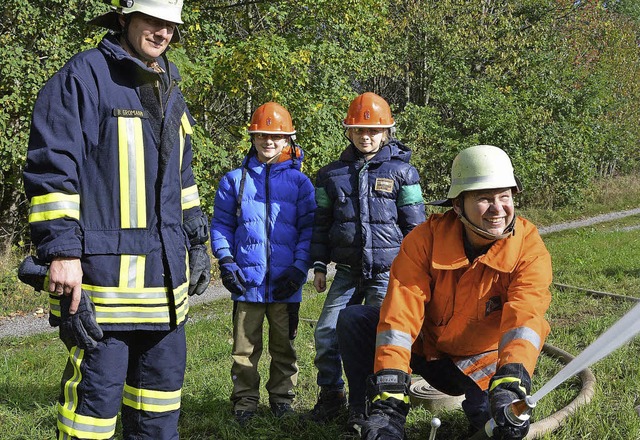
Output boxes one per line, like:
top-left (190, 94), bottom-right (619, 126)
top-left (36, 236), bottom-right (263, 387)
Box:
top-left (375, 178), bottom-right (394, 193)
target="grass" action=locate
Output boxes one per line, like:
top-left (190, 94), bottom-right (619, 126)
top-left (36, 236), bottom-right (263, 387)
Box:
top-left (1, 174), bottom-right (640, 438)
top-left (1, 216), bottom-right (640, 438)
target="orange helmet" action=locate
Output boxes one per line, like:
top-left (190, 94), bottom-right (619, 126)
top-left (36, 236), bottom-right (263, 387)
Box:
top-left (343, 92), bottom-right (395, 128)
top-left (248, 102), bottom-right (296, 135)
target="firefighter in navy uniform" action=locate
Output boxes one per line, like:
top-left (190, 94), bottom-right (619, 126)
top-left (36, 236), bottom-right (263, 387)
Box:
top-left (22, 1), bottom-right (210, 438)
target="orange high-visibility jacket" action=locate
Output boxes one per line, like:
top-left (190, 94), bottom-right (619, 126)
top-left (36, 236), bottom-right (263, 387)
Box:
top-left (375, 210), bottom-right (552, 389)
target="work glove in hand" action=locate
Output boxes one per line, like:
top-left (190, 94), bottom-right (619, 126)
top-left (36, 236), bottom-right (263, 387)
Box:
top-left (18, 255), bottom-right (48, 291)
top-left (272, 266), bottom-right (307, 300)
top-left (219, 257), bottom-right (246, 297)
top-left (361, 369), bottom-right (412, 440)
top-left (188, 244), bottom-right (211, 296)
top-left (488, 363), bottom-right (532, 440)
top-left (59, 290), bottom-right (103, 350)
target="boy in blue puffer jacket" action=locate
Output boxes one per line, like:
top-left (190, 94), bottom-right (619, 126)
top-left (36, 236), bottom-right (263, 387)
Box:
top-left (210, 102), bottom-right (316, 425)
top-left (307, 92), bottom-right (426, 432)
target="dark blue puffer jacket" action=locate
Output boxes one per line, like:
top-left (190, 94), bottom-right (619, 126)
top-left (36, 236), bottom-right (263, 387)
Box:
top-left (211, 148), bottom-right (316, 303)
top-left (311, 140), bottom-right (426, 279)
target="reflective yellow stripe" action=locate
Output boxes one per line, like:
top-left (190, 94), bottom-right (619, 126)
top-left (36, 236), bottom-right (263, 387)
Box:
top-left (122, 384), bottom-right (182, 412)
top-left (29, 192), bottom-right (80, 223)
top-left (372, 392), bottom-right (410, 404)
top-left (83, 279), bottom-right (189, 324)
top-left (181, 185), bottom-right (200, 210)
top-left (489, 376), bottom-right (527, 395)
top-left (118, 116), bottom-right (146, 229)
top-left (57, 402), bottom-right (117, 439)
top-left (179, 113), bottom-right (191, 173)
top-left (118, 255), bottom-right (146, 289)
top-left (61, 347), bottom-right (83, 412)
top-left (50, 293), bottom-right (61, 318)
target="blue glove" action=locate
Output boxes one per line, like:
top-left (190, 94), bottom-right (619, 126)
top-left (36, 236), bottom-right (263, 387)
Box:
top-left (189, 244), bottom-right (211, 296)
top-left (59, 290), bottom-right (103, 350)
top-left (219, 257), bottom-right (246, 296)
top-left (361, 369), bottom-right (411, 440)
top-left (272, 267), bottom-right (307, 300)
top-left (489, 363), bottom-right (531, 440)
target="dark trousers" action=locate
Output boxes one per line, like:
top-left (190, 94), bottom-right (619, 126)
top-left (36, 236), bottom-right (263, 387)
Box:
top-left (336, 305), bottom-right (490, 428)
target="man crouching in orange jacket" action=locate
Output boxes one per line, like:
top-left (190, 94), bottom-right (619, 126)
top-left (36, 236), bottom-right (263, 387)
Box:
top-left (336, 145), bottom-right (552, 439)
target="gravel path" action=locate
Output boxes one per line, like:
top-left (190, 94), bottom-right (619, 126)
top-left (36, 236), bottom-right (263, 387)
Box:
top-left (2, 208), bottom-right (639, 340)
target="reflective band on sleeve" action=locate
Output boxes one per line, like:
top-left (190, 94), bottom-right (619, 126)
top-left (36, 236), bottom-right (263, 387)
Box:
top-left (118, 116), bottom-right (147, 229)
top-left (57, 403), bottom-right (117, 440)
top-left (376, 329), bottom-right (413, 351)
top-left (397, 183), bottom-right (424, 207)
top-left (489, 376), bottom-right (527, 395)
top-left (29, 192), bottom-right (80, 223)
top-left (181, 185), bottom-right (200, 210)
top-left (315, 187), bottom-right (330, 209)
top-left (499, 326), bottom-right (542, 352)
top-left (122, 384), bottom-right (182, 412)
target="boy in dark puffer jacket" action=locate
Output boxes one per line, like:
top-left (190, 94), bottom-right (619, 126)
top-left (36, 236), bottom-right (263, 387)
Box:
top-left (307, 92), bottom-right (426, 432)
top-left (211, 102), bottom-right (316, 426)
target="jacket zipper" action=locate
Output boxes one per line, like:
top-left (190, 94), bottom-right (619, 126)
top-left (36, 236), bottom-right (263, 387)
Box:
top-left (265, 164), bottom-right (272, 301)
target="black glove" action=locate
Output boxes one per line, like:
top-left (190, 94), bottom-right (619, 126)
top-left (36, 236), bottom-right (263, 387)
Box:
top-left (361, 369), bottom-right (412, 440)
top-left (188, 244), bottom-right (211, 296)
top-left (488, 363), bottom-right (532, 440)
top-left (219, 257), bottom-right (246, 296)
top-left (18, 255), bottom-right (49, 291)
top-left (59, 290), bottom-right (103, 350)
top-left (272, 266), bottom-right (307, 300)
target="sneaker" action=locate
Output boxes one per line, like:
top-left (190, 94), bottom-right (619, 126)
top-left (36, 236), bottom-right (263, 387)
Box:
top-left (271, 402), bottom-right (295, 418)
top-left (234, 409), bottom-right (255, 426)
top-left (306, 387), bottom-right (347, 422)
top-left (345, 411), bottom-right (365, 435)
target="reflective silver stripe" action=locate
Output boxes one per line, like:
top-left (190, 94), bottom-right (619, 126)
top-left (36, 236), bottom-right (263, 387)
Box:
top-left (499, 326), bottom-right (542, 351)
top-left (90, 290), bottom-right (168, 301)
top-left (376, 329), bottom-right (412, 351)
top-left (57, 413), bottom-right (115, 436)
top-left (95, 308), bottom-right (170, 320)
top-left (118, 116), bottom-right (146, 229)
top-left (455, 353), bottom-right (498, 384)
top-left (29, 200), bottom-right (80, 214)
top-left (61, 347), bottom-right (83, 411)
top-left (122, 385), bottom-right (181, 412)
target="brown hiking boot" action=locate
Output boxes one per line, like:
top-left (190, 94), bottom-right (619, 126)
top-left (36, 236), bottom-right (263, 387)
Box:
top-left (306, 387), bottom-right (347, 422)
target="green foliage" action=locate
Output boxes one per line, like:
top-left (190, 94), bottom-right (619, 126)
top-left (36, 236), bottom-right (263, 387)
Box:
top-left (2, 0), bottom-right (640, 244)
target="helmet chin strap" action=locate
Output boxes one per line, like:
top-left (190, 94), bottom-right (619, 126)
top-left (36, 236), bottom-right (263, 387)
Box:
top-left (458, 213), bottom-right (516, 241)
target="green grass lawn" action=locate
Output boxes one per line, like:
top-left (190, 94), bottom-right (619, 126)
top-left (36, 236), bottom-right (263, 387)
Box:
top-left (1, 215), bottom-right (640, 439)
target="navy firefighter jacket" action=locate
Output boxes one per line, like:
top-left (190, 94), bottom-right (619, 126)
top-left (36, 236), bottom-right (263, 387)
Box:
top-left (23, 34), bottom-right (207, 331)
top-left (311, 140), bottom-right (426, 279)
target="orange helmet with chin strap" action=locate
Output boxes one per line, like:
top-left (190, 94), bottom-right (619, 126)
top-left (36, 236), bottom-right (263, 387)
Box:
top-left (343, 92), bottom-right (395, 128)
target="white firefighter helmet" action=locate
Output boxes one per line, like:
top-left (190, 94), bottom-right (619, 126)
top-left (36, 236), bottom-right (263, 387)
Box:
top-left (89, 0), bottom-right (183, 42)
top-left (446, 144), bottom-right (522, 200)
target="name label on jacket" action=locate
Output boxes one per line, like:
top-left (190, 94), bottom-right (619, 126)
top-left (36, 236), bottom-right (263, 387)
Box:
top-left (374, 178), bottom-right (394, 193)
top-left (113, 108), bottom-right (149, 118)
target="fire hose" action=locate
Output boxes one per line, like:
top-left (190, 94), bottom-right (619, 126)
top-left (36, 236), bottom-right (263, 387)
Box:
top-left (469, 298), bottom-right (640, 439)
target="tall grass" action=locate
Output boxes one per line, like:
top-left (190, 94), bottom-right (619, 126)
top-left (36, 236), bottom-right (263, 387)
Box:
top-left (1, 216), bottom-right (640, 439)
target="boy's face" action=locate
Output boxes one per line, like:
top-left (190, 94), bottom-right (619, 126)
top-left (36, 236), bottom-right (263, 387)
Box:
top-left (348, 128), bottom-right (387, 158)
top-left (253, 133), bottom-right (289, 163)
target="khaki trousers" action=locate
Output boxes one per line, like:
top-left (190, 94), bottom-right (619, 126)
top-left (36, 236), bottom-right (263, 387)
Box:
top-left (230, 301), bottom-right (299, 411)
